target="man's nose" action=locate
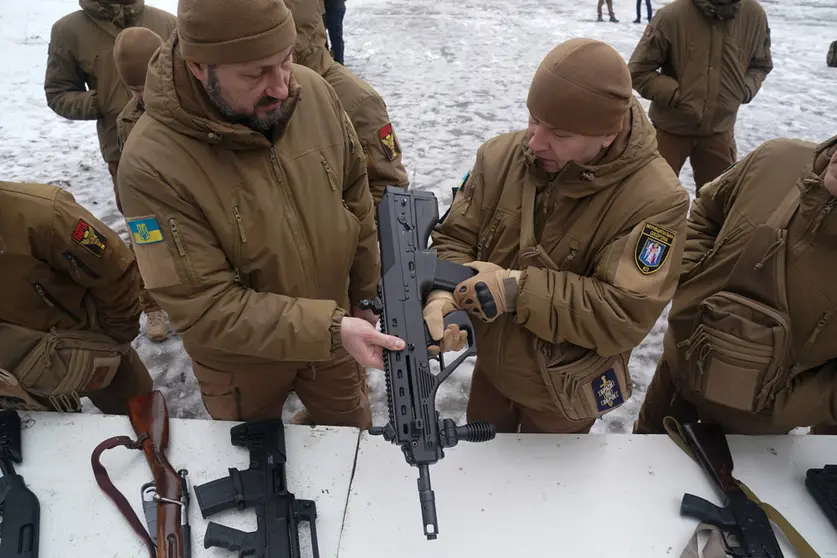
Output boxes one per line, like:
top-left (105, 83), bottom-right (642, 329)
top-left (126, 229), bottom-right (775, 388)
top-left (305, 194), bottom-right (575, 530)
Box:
top-left (264, 67), bottom-right (289, 100)
top-left (528, 126), bottom-right (548, 152)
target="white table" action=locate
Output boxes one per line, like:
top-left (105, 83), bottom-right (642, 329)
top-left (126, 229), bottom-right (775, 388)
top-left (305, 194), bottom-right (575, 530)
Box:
top-left (339, 432), bottom-right (837, 558)
top-left (14, 412), bottom-right (359, 558)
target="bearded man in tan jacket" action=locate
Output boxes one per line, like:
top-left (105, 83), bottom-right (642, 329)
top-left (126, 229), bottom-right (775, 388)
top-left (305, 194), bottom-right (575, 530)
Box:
top-left (427, 39), bottom-right (690, 434)
top-left (116, 0), bottom-right (405, 427)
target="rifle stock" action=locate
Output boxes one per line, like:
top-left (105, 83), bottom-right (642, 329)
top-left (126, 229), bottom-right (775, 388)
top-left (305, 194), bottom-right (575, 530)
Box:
top-left (0, 410), bottom-right (40, 558)
top-left (129, 391), bottom-right (187, 558)
top-left (680, 422), bottom-right (784, 558)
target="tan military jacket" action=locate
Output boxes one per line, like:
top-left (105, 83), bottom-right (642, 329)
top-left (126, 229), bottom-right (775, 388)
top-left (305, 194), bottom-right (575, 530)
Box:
top-left (432, 99), bottom-right (690, 421)
top-left (288, 0), bottom-right (409, 203)
top-left (45, 0), bottom-right (176, 165)
top-left (117, 34), bottom-right (380, 373)
top-left (0, 181), bottom-right (140, 343)
top-left (116, 97), bottom-right (143, 153)
top-left (629, 0), bottom-right (772, 136)
top-left (665, 136), bottom-right (837, 431)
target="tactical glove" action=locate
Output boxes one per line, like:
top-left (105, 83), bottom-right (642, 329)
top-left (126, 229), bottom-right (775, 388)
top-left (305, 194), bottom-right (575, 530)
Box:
top-left (454, 261), bottom-right (522, 322)
top-left (423, 290), bottom-right (468, 355)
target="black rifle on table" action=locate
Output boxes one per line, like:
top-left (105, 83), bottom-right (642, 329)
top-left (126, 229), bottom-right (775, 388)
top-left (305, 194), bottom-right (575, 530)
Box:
top-left (0, 409), bottom-right (40, 558)
top-left (680, 422), bottom-right (784, 557)
top-left (359, 186), bottom-right (497, 540)
top-left (193, 419), bottom-right (319, 558)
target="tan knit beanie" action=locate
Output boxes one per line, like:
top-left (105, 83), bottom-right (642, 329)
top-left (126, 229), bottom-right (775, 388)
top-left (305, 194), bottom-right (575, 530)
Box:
top-left (113, 27), bottom-right (164, 88)
top-left (526, 38), bottom-right (633, 136)
top-left (177, 0), bottom-right (297, 65)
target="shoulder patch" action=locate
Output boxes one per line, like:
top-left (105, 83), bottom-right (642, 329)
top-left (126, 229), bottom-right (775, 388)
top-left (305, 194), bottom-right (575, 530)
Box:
top-left (593, 369), bottom-right (624, 412)
top-left (71, 219), bottom-right (106, 257)
top-left (128, 216), bottom-right (164, 245)
top-left (378, 123), bottom-right (401, 161)
top-left (634, 222), bottom-right (675, 274)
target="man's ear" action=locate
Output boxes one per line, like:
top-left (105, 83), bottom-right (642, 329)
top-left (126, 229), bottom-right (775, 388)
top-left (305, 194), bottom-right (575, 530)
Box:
top-left (186, 60), bottom-right (207, 82)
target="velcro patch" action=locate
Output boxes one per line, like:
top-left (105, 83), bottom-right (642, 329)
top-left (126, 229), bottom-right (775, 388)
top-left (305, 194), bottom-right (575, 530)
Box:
top-left (128, 216), bottom-right (164, 245)
top-left (378, 123), bottom-right (401, 161)
top-left (71, 219), bottom-right (106, 257)
top-left (593, 369), bottom-right (624, 412)
top-left (634, 222), bottom-right (675, 274)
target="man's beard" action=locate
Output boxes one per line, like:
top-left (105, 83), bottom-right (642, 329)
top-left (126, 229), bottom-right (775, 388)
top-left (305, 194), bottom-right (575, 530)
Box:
top-left (206, 66), bottom-right (285, 133)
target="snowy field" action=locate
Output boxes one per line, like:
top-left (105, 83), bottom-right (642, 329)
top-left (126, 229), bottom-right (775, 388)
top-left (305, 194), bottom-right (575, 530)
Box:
top-left (1, 0), bottom-right (835, 431)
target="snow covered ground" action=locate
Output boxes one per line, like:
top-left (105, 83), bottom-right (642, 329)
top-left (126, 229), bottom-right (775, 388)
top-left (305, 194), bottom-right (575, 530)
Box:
top-left (1, 0), bottom-right (835, 431)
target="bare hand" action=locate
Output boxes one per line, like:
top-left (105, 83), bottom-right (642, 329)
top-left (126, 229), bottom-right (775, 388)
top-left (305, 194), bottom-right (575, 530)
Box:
top-left (340, 316), bottom-right (405, 369)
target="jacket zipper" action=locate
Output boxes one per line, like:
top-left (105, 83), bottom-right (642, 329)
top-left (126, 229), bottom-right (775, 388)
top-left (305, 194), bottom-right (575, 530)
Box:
top-left (269, 149), bottom-right (315, 289)
top-left (476, 215), bottom-right (502, 261)
top-left (63, 252), bottom-right (101, 279)
top-left (321, 157), bottom-right (339, 191)
top-left (168, 218), bottom-right (198, 285)
top-left (32, 282), bottom-right (80, 322)
top-left (231, 204), bottom-right (248, 283)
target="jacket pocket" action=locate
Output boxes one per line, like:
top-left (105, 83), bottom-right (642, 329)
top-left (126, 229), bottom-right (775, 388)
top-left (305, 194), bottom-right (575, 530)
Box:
top-left (681, 291), bottom-right (789, 413)
top-left (542, 349), bottom-right (631, 421)
top-left (6, 324), bottom-right (126, 412)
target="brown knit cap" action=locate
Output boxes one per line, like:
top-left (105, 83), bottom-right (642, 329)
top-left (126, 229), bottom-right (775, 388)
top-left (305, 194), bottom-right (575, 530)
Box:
top-left (177, 0), bottom-right (297, 65)
top-left (526, 38), bottom-right (633, 136)
top-left (113, 27), bottom-right (164, 88)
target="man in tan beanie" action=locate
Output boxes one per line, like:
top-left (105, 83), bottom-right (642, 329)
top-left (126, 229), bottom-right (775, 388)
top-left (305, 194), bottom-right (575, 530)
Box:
top-left (116, 0), bottom-right (405, 427)
top-left (113, 26), bottom-right (169, 343)
top-left (45, 0), bottom-right (176, 190)
top-left (287, 0), bottom-right (408, 204)
top-left (629, 0), bottom-right (772, 194)
top-left (425, 38), bottom-right (689, 434)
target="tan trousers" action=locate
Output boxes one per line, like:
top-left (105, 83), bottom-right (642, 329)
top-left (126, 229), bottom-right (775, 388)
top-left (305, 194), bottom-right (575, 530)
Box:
top-left (191, 349), bottom-right (372, 428)
top-left (655, 129), bottom-right (737, 195)
top-left (108, 161), bottom-right (161, 315)
top-left (467, 365), bottom-right (596, 434)
top-left (597, 0), bottom-right (615, 17)
top-left (86, 348), bottom-right (153, 415)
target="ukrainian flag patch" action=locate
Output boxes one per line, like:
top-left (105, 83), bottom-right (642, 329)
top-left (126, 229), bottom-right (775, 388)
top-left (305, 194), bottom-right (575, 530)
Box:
top-left (128, 216), bottom-right (164, 245)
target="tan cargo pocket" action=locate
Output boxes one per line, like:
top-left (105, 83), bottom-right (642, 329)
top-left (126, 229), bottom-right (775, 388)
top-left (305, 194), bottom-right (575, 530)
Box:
top-left (0, 368), bottom-right (49, 411)
top-left (682, 291), bottom-right (789, 412)
top-left (191, 361), bottom-right (241, 420)
top-left (544, 350), bottom-right (631, 421)
top-left (13, 329), bottom-right (125, 412)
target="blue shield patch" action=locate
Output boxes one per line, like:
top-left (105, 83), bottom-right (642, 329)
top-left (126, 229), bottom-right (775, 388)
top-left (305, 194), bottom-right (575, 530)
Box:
top-left (634, 222), bottom-right (675, 274)
top-left (592, 369), bottom-right (624, 413)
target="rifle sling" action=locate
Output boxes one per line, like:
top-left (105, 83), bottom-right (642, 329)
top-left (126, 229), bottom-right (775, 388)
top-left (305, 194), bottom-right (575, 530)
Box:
top-left (663, 416), bottom-right (822, 558)
top-left (91, 435), bottom-right (157, 558)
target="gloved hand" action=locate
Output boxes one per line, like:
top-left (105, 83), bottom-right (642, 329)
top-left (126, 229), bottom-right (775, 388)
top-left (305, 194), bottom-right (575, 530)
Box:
top-left (454, 261), bottom-right (522, 322)
top-left (423, 290), bottom-right (468, 356)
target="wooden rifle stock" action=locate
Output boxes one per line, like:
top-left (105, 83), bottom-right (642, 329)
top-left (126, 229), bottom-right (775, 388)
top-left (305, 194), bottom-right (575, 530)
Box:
top-left (91, 390), bottom-right (188, 558)
top-left (129, 391), bottom-right (187, 558)
top-left (682, 422), bottom-right (741, 494)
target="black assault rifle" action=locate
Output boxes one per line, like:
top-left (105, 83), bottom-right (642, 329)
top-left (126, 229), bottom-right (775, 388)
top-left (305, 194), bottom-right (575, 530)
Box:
top-left (0, 409), bottom-right (40, 558)
top-left (360, 187), bottom-right (497, 540)
top-left (193, 419), bottom-right (319, 558)
top-left (680, 422), bottom-right (784, 557)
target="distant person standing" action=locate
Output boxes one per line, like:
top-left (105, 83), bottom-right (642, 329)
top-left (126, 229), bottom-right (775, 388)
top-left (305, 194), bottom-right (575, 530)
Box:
top-left (323, 0), bottom-right (346, 64)
top-left (44, 0), bottom-right (176, 192)
top-left (634, 0), bottom-right (653, 23)
top-left (628, 0), bottom-right (773, 194)
top-left (597, 0), bottom-right (619, 22)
